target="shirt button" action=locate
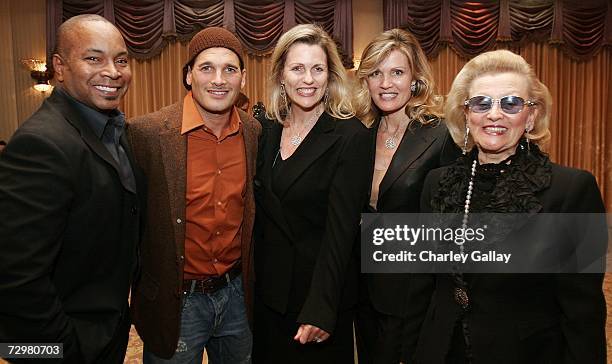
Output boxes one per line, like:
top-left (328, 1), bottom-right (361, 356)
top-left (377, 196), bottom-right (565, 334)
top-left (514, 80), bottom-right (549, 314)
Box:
top-left (213, 258), bottom-right (218, 263)
top-left (217, 201), bottom-right (222, 206)
top-left (176, 218), bottom-right (182, 224)
top-left (215, 231), bottom-right (221, 236)
top-left (217, 169), bottom-right (222, 175)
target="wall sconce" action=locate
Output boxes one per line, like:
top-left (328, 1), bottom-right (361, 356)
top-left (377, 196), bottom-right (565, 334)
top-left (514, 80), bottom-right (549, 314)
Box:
top-left (21, 59), bottom-right (53, 93)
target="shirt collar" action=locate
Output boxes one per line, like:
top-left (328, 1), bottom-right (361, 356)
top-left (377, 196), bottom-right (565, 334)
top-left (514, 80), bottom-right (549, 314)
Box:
top-left (56, 86), bottom-right (124, 140)
top-left (181, 91), bottom-right (241, 135)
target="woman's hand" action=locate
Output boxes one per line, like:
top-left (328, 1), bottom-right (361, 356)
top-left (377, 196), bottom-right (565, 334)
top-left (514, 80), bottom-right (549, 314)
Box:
top-left (293, 324), bottom-right (330, 344)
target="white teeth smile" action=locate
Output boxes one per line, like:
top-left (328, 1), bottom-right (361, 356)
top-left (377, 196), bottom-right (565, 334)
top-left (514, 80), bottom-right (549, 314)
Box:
top-left (379, 93), bottom-right (398, 100)
top-left (209, 90), bottom-right (228, 95)
top-left (483, 126), bottom-right (507, 134)
top-left (95, 85), bottom-right (118, 92)
top-left (297, 88), bottom-right (316, 96)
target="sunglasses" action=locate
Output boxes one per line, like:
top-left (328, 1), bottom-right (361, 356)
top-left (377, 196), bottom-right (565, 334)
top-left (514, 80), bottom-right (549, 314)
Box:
top-left (464, 95), bottom-right (536, 114)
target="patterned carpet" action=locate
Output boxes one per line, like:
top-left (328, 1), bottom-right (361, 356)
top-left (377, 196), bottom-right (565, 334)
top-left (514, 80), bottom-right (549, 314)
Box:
top-left (123, 274), bottom-right (612, 363)
top-left (125, 324), bottom-right (209, 363)
top-left (125, 325), bottom-right (145, 364)
top-left (0, 275), bottom-right (610, 364)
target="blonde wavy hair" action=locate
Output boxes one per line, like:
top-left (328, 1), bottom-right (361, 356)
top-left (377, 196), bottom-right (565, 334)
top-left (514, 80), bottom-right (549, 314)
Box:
top-left (445, 49), bottom-right (552, 149)
top-left (266, 24), bottom-right (354, 123)
top-left (354, 28), bottom-right (443, 128)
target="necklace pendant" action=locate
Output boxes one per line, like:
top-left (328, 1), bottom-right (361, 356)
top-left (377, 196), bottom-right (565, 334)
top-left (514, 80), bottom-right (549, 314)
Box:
top-left (290, 135), bottom-right (302, 146)
top-left (384, 137), bottom-right (397, 149)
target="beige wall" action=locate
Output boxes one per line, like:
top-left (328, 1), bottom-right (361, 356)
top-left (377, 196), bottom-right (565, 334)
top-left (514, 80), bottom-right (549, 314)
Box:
top-left (0, 0), bottom-right (19, 142)
top-left (0, 0), bottom-right (47, 142)
top-left (352, 0), bottom-right (383, 67)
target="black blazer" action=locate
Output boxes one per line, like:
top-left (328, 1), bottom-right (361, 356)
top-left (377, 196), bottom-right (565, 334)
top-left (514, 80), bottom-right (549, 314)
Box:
top-left (410, 163), bottom-right (607, 364)
top-left (0, 89), bottom-right (145, 363)
top-left (362, 118), bottom-right (460, 317)
top-left (254, 112), bottom-right (371, 333)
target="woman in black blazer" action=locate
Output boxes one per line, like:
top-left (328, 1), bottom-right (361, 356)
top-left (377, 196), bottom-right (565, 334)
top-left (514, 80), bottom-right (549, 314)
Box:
top-left (413, 50), bottom-right (607, 363)
top-left (252, 24), bottom-right (371, 363)
top-left (353, 29), bottom-right (460, 363)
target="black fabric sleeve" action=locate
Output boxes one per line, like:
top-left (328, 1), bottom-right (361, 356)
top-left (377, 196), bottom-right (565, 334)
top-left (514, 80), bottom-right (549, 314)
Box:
top-left (555, 170), bottom-right (607, 364)
top-left (297, 123), bottom-right (372, 333)
top-left (0, 132), bottom-right (82, 362)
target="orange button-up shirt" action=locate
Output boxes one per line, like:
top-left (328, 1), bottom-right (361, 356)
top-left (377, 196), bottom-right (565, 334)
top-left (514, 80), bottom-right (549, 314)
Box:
top-left (181, 92), bottom-right (246, 279)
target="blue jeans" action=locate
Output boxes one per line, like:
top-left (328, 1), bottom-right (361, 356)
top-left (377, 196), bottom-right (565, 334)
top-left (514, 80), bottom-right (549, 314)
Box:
top-left (143, 275), bottom-right (252, 364)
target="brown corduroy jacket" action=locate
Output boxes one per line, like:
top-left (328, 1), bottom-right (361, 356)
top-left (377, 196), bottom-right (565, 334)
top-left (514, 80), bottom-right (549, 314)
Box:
top-left (127, 101), bottom-right (260, 359)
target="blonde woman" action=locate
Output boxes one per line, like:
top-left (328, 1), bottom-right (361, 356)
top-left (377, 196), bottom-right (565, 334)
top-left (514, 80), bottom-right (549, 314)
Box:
top-left (414, 49), bottom-right (606, 363)
top-left (252, 24), bottom-right (371, 363)
top-left (353, 29), bottom-right (459, 363)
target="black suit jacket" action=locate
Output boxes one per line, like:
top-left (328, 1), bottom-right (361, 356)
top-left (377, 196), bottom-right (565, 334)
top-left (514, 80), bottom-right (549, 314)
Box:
top-left (409, 163), bottom-right (607, 364)
top-left (0, 89), bottom-right (145, 363)
top-left (254, 113), bottom-right (371, 333)
top-left (362, 119), bottom-right (459, 317)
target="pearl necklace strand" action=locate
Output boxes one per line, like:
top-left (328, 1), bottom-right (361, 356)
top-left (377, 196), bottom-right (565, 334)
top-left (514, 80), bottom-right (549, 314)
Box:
top-left (460, 159), bottom-right (478, 254)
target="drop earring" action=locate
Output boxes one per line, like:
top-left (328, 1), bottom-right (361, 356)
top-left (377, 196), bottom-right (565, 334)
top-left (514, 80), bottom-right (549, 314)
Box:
top-left (525, 126), bottom-right (532, 153)
top-left (280, 82), bottom-right (289, 112)
top-left (410, 79), bottom-right (424, 96)
top-left (462, 124), bottom-right (470, 155)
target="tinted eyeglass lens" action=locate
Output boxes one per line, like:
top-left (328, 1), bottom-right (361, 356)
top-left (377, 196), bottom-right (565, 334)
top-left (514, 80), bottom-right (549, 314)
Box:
top-left (499, 96), bottom-right (525, 114)
top-left (469, 96), bottom-right (493, 113)
top-left (468, 96), bottom-right (526, 114)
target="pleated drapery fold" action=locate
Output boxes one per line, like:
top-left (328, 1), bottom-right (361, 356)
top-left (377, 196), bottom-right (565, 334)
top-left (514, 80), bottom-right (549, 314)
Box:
top-left (48, 0), bottom-right (354, 64)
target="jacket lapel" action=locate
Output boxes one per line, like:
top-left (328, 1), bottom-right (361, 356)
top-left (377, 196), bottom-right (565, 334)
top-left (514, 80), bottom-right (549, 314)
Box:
top-left (49, 90), bottom-right (122, 176)
top-left (240, 111), bottom-right (258, 183)
top-left (273, 112), bottom-right (339, 199)
top-left (378, 122), bottom-right (437, 200)
top-left (257, 120), bottom-right (296, 242)
top-left (158, 107), bottom-right (187, 256)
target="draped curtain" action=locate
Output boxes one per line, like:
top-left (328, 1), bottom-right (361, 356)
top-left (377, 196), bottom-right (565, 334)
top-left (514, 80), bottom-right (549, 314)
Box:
top-left (46, 0), bottom-right (353, 65)
top-left (383, 0), bottom-right (612, 60)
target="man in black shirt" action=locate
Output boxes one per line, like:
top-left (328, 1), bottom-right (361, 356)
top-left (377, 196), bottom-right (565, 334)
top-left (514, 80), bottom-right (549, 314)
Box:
top-left (0, 14), bottom-right (144, 363)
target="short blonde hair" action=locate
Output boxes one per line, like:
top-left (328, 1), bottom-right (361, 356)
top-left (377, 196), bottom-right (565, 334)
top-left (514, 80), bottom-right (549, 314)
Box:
top-left (266, 24), bottom-right (354, 123)
top-left (446, 49), bottom-right (552, 149)
top-left (354, 29), bottom-right (443, 128)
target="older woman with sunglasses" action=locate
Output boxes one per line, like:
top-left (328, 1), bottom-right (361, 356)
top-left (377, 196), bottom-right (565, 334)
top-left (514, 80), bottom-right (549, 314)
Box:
top-left (411, 50), bottom-right (607, 363)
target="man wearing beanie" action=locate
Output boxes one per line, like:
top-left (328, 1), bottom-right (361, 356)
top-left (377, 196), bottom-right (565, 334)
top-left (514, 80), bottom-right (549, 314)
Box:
top-left (128, 26), bottom-right (259, 363)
